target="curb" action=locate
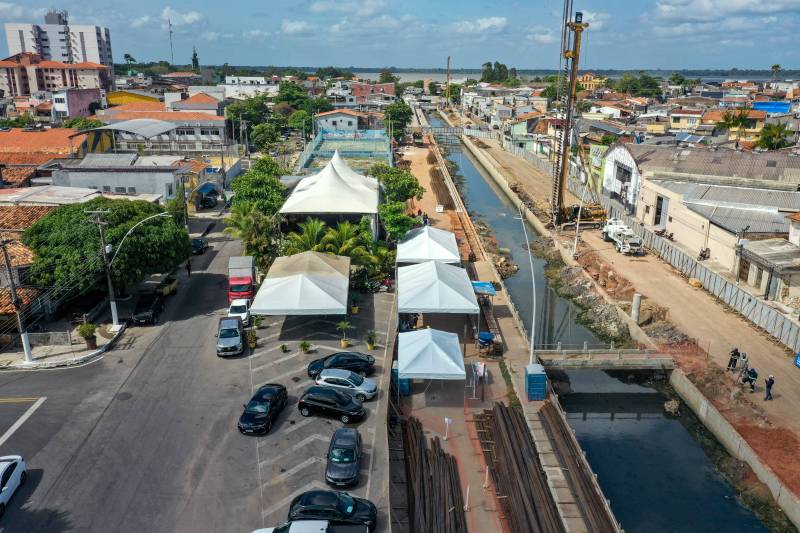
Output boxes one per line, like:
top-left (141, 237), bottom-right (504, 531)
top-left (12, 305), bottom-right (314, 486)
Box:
top-left (2, 323), bottom-right (128, 370)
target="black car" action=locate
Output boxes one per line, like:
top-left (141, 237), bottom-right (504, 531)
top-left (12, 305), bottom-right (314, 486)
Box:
top-left (307, 352), bottom-right (376, 379)
top-left (191, 238), bottom-right (209, 255)
top-left (287, 490), bottom-right (377, 531)
top-left (298, 386), bottom-right (365, 424)
top-left (326, 428), bottom-right (362, 487)
top-left (238, 383), bottom-right (288, 435)
top-left (200, 195), bottom-right (218, 209)
top-left (132, 291), bottom-right (164, 325)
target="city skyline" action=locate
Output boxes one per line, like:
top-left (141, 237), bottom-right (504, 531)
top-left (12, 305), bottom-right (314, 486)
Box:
top-left (1, 0), bottom-right (798, 70)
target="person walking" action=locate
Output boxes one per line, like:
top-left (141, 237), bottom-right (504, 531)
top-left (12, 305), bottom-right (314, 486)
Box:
top-left (727, 347), bottom-right (740, 371)
top-left (765, 375), bottom-right (775, 401)
top-left (738, 353), bottom-right (749, 379)
top-left (186, 260), bottom-right (192, 278)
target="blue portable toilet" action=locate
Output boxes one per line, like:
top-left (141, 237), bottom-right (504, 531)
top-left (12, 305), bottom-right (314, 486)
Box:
top-left (392, 361), bottom-right (411, 396)
top-left (525, 363), bottom-right (548, 401)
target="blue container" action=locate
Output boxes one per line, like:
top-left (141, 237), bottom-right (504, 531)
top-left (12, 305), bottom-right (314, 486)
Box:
top-left (392, 361), bottom-right (411, 396)
top-left (525, 363), bottom-right (548, 401)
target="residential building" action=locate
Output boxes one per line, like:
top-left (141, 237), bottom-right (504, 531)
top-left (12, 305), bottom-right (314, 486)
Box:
top-left (106, 89), bottom-right (162, 106)
top-left (350, 82), bottom-right (395, 104)
top-left (701, 109), bottom-right (767, 142)
top-left (315, 109), bottom-right (370, 132)
top-left (739, 238), bottom-right (800, 303)
top-left (4, 10), bottom-right (113, 66)
top-left (0, 185), bottom-right (100, 206)
top-left (577, 72), bottom-right (608, 91)
top-left (51, 87), bottom-right (103, 122)
top-left (95, 105), bottom-right (227, 149)
top-left (668, 108), bottom-right (704, 133)
top-left (166, 92), bottom-right (223, 115)
top-left (0, 127), bottom-right (86, 157)
top-left (158, 72), bottom-right (202, 86)
top-left (0, 52), bottom-right (111, 97)
top-left (0, 205), bottom-right (54, 287)
top-left (503, 111), bottom-right (544, 151)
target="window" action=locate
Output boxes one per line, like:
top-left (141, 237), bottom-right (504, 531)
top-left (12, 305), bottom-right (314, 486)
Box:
top-left (115, 187), bottom-right (126, 193)
top-left (127, 187), bottom-right (136, 194)
top-left (347, 121), bottom-right (353, 126)
top-left (671, 116), bottom-right (680, 123)
top-left (766, 160), bottom-right (777, 168)
top-left (166, 183), bottom-right (174, 197)
top-left (200, 129), bottom-right (219, 136)
top-left (102, 185), bottom-right (111, 192)
top-left (176, 128), bottom-right (194, 136)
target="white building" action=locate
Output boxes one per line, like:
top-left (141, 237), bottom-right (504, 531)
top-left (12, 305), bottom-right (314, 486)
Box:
top-left (5, 10), bottom-right (113, 66)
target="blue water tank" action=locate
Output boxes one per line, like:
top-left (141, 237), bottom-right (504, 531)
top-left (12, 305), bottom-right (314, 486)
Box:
top-left (525, 363), bottom-right (548, 401)
top-left (392, 361), bottom-right (411, 396)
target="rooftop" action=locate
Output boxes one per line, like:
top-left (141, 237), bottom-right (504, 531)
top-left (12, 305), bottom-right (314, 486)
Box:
top-left (180, 92), bottom-right (220, 104)
top-left (98, 111), bottom-right (225, 123)
top-left (0, 288), bottom-right (40, 315)
top-left (0, 205), bottom-right (53, 230)
top-left (0, 128), bottom-right (85, 154)
top-left (0, 185), bottom-right (100, 206)
top-left (106, 102), bottom-right (166, 112)
top-left (1, 167), bottom-right (36, 187)
top-left (743, 238), bottom-right (800, 273)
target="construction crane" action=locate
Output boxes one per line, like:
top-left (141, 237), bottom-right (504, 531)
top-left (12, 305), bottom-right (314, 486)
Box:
top-left (445, 56), bottom-right (452, 109)
top-left (550, 8), bottom-right (588, 226)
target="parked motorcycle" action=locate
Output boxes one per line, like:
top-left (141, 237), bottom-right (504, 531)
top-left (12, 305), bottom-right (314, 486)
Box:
top-left (697, 248), bottom-right (711, 261)
top-left (655, 229), bottom-right (674, 241)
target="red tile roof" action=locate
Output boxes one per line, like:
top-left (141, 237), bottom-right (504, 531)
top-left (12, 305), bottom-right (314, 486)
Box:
top-left (0, 167), bottom-right (35, 187)
top-left (182, 92), bottom-right (219, 104)
top-left (702, 109), bottom-right (767, 122)
top-left (0, 287), bottom-right (40, 315)
top-left (0, 153), bottom-right (66, 165)
top-left (0, 205), bottom-right (54, 229)
top-left (0, 240), bottom-right (34, 267)
top-left (0, 128), bottom-right (85, 154)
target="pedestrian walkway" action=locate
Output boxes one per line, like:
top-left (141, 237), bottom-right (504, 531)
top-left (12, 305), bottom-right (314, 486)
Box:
top-left (0, 321), bottom-right (121, 368)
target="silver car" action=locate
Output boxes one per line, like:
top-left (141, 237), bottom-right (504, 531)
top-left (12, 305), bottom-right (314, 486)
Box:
top-left (216, 316), bottom-right (243, 357)
top-left (315, 368), bottom-right (378, 401)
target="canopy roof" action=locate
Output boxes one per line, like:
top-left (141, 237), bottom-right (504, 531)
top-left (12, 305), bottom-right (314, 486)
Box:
top-left (397, 260), bottom-right (479, 314)
top-left (78, 119), bottom-right (177, 138)
top-left (397, 226), bottom-right (460, 264)
top-left (250, 251), bottom-right (350, 315)
top-left (398, 328), bottom-right (465, 380)
top-left (280, 151), bottom-right (378, 215)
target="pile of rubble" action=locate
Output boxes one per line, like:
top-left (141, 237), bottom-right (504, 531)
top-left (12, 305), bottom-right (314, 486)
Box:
top-left (493, 254), bottom-right (519, 279)
top-left (557, 266), bottom-right (631, 342)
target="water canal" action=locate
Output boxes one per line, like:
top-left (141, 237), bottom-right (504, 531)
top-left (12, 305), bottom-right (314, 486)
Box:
top-left (427, 115), bottom-right (768, 532)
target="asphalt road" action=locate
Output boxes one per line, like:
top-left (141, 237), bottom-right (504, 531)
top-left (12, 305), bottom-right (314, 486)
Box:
top-left (0, 229), bottom-right (266, 532)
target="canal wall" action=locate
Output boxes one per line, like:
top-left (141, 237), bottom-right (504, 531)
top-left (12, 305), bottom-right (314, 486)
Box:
top-left (670, 368), bottom-right (800, 529)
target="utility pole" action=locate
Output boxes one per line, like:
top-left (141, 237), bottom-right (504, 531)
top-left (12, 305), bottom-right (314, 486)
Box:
top-left (445, 56), bottom-right (451, 109)
top-left (86, 210), bottom-right (120, 329)
top-left (168, 19), bottom-right (175, 65)
top-left (1, 241), bottom-right (32, 362)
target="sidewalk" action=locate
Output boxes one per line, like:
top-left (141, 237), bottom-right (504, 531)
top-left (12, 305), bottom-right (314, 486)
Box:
top-left (0, 322), bottom-right (123, 369)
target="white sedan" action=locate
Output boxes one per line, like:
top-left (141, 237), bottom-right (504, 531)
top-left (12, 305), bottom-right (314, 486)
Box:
top-left (0, 455), bottom-right (27, 517)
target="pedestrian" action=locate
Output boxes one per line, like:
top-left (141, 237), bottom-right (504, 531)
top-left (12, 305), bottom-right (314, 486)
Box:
top-left (738, 353), bottom-right (749, 379)
top-left (727, 347), bottom-right (740, 371)
top-left (765, 375), bottom-right (774, 401)
top-left (744, 367), bottom-right (758, 393)
top-left (422, 213), bottom-right (429, 225)
top-left (186, 260), bottom-right (192, 277)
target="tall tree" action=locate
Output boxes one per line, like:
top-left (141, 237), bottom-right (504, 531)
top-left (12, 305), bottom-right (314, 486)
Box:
top-left (757, 123), bottom-right (792, 150)
top-left (771, 64), bottom-right (782, 80)
top-left (288, 110), bottom-right (313, 135)
top-left (716, 108), bottom-right (751, 143)
top-left (123, 53), bottom-right (136, 66)
top-left (383, 101), bottom-right (413, 140)
top-left (229, 156), bottom-right (286, 214)
top-left (481, 62), bottom-right (493, 83)
top-left (322, 221), bottom-right (374, 266)
top-left (284, 218), bottom-right (328, 254)
top-left (250, 123), bottom-right (280, 151)
top-left (367, 164), bottom-right (425, 203)
top-left (378, 202), bottom-right (418, 241)
top-left (191, 46), bottom-right (199, 72)
top-left (224, 203), bottom-right (283, 271)
top-left (378, 68), bottom-right (399, 84)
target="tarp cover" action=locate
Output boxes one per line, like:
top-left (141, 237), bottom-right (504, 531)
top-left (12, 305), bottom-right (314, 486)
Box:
top-left (250, 251), bottom-right (350, 315)
top-left (398, 328), bottom-right (465, 379)
top-left (397, 260), bottom-right (479, 314)
top-left (396, 226), bottom-right (460, 264)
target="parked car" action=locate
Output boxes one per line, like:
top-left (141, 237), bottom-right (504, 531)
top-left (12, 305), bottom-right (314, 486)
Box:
top-left (192, 238), bottom-right (209, 255)
top-left (307, 352), bottom-right (375, 379)
top-left (228, 299), bottom-right (251, 327)
top-left (160, 275), bottom-right (179, 296)
top-left (132, 291), bottom-right (164, 325)
top-left (298, 386), bottom-right (365, 424)
top-left (200, 195), bottom-right (218, 209)
top-left (0, 455), bottom-right (27, 517)
top-left (238, 384), bottom-right (287, 435)
top-left (316, 369), bottom-right (377, 401)
top-left (216, 316), bottom-right (244, 356)
top-left (287, 490), bottom-right (377, 532)
top-left (253, 520), bottom-right (368, 533)
top-left (325, 428), bottom-right (362, 487)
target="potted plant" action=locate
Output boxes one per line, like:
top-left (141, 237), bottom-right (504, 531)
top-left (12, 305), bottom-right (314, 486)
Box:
top-left (78, 322), bottom-right (98, 350)
top-left (350, 296), bottom-right (360, 315)
top-left (245, 329), bottom-right (257, 349)
top-left (299, 340), bottom-right (312, 353)
top-left (280, 343), bottom-right (290, 353)
top-left (365, 330), bottom-right (377, 350)
top-left (253, 316), bottom-right (264, 329)
top-left (336, 320), bottom-right (352, 348)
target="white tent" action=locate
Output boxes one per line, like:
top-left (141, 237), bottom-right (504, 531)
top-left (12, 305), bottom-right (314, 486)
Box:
top-left (398, 328), bottom-right (466, 379)
top-left (397, 261), bottom-right (479, 314)
top-left (396, 226), bottom-right (460, 264)
top-left (250, 251), bottom-right (350, 315)
top-left (330, 150), bottom-right (379, 194)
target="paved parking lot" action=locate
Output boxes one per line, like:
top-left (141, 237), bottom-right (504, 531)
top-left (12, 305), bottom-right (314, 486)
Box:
top-left (246, 292), bottom-right (395, 530)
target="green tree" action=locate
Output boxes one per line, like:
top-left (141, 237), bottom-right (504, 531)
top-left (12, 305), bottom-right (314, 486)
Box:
top-left (716, 108), bottom-right (751, 143)
top-left (22, 197), bottom-right (190, 293)
top-left (226, 94), bottom-right (270, 131)
top-left (301, 96), bottom-right (333, 115)
top-left (599, 134), bottom-right (616, 146)
top-left (250, 123), bottom-right (280, 151)
top-left (503, 77), bottom-right (521, 88)
top-left (273, 102), bottom-right (295, 117)
top-left (757, 123), bottom-right (792, 150)
top-left (668, 72), bottom-right (686, 86)
top-left (230, 157), bottom-right (286, 214)
top-left (481, 62), bottom-right (494, 83)
top-left (771, 64), bottom-right (782, 80)
top-left (224, 203), bottom-right (283, 271)
top-left (275, 82), bottom-right (309, 109)
top-left (367, 164), bottom-right (425, 203)
top-left (284, 218), bottom-right (328, 254)
top-left (378, 202), bottom-right (418, 241)
top-left (0, 113), bottom-right (34, 128)
top-left (493, 61), bottom-right (508, 82)
top-left (383, 101), bottom-right (413, 140)
top-left (509, 67), bottom-right (518, 79)
top-left (191, 46), bottom-right (199, 72)
top-left (614, 73), bottom-right (662, 97)
top-left (288, 110), bottom-right (312, 135)
top-left (322, 221), bottom-right (374, 266)
top-left (62, 117), bottom-right (104, 130)
top-left (378, 68), bottom-right (399, 84)
top-left (123, 53), bottom-right (136, 66)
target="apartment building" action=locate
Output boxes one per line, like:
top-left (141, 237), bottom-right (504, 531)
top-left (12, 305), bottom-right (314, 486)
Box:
top-left (0, 52), bottom-right (111, 97)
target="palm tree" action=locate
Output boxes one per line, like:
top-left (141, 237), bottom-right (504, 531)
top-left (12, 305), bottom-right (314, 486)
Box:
top-left (123, 53), bottom-right (136, 66)
top-left (322, 221), bottom-right (374, 266)
top-left (224, 203), bottom-right (283, 271)
top-left (716, 108), bottom-right (750, 145)
top-left (771, 64), bottom-right (782, 81)
top-left (757, 123), bottom-right (792, 150)
top-left (283, 218), bottom-right (328, 255)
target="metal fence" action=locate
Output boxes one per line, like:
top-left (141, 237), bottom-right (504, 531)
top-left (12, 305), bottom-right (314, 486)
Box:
top-left (422, 126), bottom-right (498, 140)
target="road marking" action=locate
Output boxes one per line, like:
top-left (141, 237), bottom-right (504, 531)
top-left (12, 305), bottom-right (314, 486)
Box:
top-left (252, 367), bottom-right (306, 391)
top-left (263, 457), bottom-right (324, 487)
top-left (246, 340), bottom-right (266, 529)
top-left (0, 396), bottom-right (46, 447)
top-left (251, 350), bottom-right (304, 372)
top-left (261, 480), bottom-right (328, 519)
top-left (0, 397), bottom-right (40, 403)
top-left (258, 434), bottom-right (330, 468)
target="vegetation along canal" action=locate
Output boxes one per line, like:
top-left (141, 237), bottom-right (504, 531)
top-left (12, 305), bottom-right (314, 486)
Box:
top-left (428, 114), bottom-right (769, 532)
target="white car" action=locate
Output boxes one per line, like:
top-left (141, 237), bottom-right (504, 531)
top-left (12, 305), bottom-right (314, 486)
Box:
top-left (228, 299), bottom-right (251, 327)
top-left (0, 455), bottom-right (27, 517)
top-left (253, 519), bottom-right (368, 532)
top-left (316, 368), bottom-right (378, 401)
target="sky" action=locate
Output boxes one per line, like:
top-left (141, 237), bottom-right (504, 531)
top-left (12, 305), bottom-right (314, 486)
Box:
top-left (1, 0), bottom-right (798, 70)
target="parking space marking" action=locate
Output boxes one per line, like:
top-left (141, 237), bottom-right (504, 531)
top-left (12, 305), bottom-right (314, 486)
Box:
top-left (258, 434), bottom-right (329, 468)
top-left (252, 367), bottom-right (306, 391)
top-left (264, 457), bottom-right (324, 487)
top-left (0, 396), bottom-right (46, 447)
top-left (251, 350), bottom-right (303, 372)
top-left (0, 397), bottom-right (41, 403)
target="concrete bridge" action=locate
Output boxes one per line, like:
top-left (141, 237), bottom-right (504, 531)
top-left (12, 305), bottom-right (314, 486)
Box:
top-left (536, 348), bottom-right (675, 370)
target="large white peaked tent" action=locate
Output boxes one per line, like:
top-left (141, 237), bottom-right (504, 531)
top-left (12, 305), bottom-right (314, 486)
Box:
top-left (396, 226), bottom-right (460, 264)
top-left (250, 251), bottom-right (350, 315)
top-left (398, 328), bottom-right (466, 379)
top-left (397, 260), bottom-right (479, 314)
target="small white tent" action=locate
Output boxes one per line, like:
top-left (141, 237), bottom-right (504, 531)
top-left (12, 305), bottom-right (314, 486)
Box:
top-left (397, 260), bottom-right (479, 314)
top-left (396, 226), bottom-right (460, 264)
top-left (250, 251), bottom-right (350, 315)
top-left (398, 328), bottom-right (465, 379)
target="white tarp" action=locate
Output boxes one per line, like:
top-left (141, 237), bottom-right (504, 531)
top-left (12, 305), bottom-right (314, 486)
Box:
top-left (397, 226), bottom-right (460, 264)
top-left (280, 152), bottom-right (378, 215)
top-left (250, 251), bottom-right (350, 315)
top-left (398, 328), bottom-right (465, 380)
top-left (397, 260), bottom-right (479, 314)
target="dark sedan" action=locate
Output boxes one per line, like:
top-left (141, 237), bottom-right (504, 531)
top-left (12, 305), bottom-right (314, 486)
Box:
top-left (287, 490), bottom-right (377, 531)
top-left (238, 384), bottom-right (288, 435)
top-left (298, 386), bottom-right (365, 424)
top-left (326, 428), bottom-right (362, 487)
top-left (307, 352), bottom-right (375, 379)
top-left (191, 238), bottom-right (209, 255)
top-left (131, 291), bottom-right (164, 325)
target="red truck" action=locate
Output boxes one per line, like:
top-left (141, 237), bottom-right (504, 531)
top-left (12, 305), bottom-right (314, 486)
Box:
top-left (228, 256), bottom-right (255, 303)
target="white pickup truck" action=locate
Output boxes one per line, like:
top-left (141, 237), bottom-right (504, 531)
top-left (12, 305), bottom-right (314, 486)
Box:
top-left (601, 219), bottom-right (644, 256)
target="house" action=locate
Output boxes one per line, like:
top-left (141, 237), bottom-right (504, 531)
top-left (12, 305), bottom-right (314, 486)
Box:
top-left (577, 72), bottom-right (608, 91)
top-left (701, 109), bottom-right (767, 142)
top-left (0, 185), bottom-right (100, 205)
top-left (0, 127), bottom-right (86, 157)
top-left (0, 52), bottom-right (111, 97)
top-left (668, 108), bottom-right (704, 133)
top-left (51, 88), bottom-right (103, 122)
top-left (158, 72), bottom-right (203, 86)
top-left (315, 109), bottom-right (368, 133)
top-left (739, 238), bottom-right (800, 303)
top-left (167, 92), bottom-right (223, 115)
top-left (350, 82), bottom-right (395, 104)
top-left (0, 205), bottom-right (54, 287)
top-left (491, 104), bottom-right (512, 128)
top-left (503, 111), bottom-right (543, 151)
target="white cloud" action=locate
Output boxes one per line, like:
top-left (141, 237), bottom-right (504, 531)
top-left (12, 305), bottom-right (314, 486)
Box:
top-left (452, 16), bottom-right (508, 34)
top-left (203, 31), bottom-right (233, 42)
top-left (281, 19), bottom-right (312, 35)
top-left (581, 11), bottom-right (610, 30)
top-left (363, 15), bottom-right (402, 29)
top-left (653, 0), bottom-right (800, 22)
top-left (310, 0), bottom-right (387, 17)
top-left (0, 2), bottom-right (46, 19)
top-left (131, 15), bottom-right (151, 29)
top-left (160, 6), bottom-right (203, 26)
top-left (528, 26), bottom-right (555, 44)
top-left (244, 29), bottom-right (270, 40)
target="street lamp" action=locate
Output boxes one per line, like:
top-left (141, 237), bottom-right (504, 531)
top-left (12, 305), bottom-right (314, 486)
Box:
top-left (110, 212), bottom-right (171, 267)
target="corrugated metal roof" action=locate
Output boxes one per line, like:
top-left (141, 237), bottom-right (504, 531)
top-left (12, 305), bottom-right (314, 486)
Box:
top-left (77, 153), bottom-right (138, 167)
top-left (686, 203), bottom-right (790, 234)
top-left (93, 119), bottom-right (177, 139)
